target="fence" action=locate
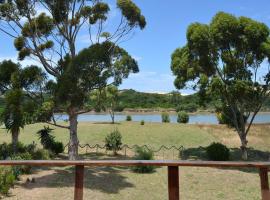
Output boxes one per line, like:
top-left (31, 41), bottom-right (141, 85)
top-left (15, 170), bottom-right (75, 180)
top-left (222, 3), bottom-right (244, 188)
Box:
top-left (64, 144), bottom-right (185, 159)
top-left (0, 160), bottom-right (269, 200)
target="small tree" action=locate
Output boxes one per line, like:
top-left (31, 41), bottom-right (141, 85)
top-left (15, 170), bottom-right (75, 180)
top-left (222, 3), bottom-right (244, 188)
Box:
top-left (177, 111), bottom-right (189, 123)
top-left (90, 86), bottom-right (119, 124)
top-left (0, 60), bottom-right (46, 153)
top-left (171, 12), bottom-right (270, 160)
top-left (105, 129), bottom-right (122, 155)
top-left (161, 112), bottom-right (170, 123)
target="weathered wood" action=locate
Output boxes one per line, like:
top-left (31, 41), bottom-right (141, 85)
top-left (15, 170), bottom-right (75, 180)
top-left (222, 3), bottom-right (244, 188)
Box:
top-left (74, 165), bottom-right (84, 200)
top-left (168, 166), bottom-right (179, 200)
top-left (0, 160), bottom-right (270, 168)
top-left (259, 168), bottom-right (270, 200)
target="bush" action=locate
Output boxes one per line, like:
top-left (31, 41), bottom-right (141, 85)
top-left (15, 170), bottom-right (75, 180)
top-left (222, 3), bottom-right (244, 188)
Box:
top-left (51, 142), bottom-right (64, 155)
top-left (0, 142), bottom-right (37, 160)
top-left (206, 142), bottom-right (230, 161)
top-left (161, 112), bottom-right (170, 123)
top-left (177, 111), bottom-right (189, 123)
top-left (0, 167), bottom-right (15, 195)
top-left (140, 120), bottom-right (145, 125)
top-left (32, 149), bottom-right (51, 160)
top-left (11, 152), bottom-right (33, 174)
top-left (133, 147), bottom-right (155, 173)
top-left (105, 129), bottom-right (122, 155)
top-left (126, 115), bottom-right (132, 121)
top-left (36, 127), bottom-right (64, 155)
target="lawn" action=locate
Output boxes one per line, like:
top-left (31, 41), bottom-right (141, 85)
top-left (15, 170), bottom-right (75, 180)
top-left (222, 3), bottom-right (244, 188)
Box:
top-left (1, 122), bottom-right (270, 200)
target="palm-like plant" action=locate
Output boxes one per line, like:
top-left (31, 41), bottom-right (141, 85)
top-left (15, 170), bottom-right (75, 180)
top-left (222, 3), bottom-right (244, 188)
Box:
top-left (36, 126), bottom-right (55, 149)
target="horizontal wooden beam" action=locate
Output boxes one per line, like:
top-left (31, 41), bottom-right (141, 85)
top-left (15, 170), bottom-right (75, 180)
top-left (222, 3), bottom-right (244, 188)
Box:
top-left (0, 160), bottom-right (270, 168)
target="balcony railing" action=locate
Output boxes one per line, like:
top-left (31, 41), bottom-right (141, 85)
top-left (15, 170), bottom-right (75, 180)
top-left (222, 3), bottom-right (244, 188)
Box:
top-left (0, 160), bottom-right (270, 200)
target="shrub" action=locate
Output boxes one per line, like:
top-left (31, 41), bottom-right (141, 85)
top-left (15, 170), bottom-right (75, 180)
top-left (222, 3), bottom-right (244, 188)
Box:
top-left (133, 147), bottom-right (155, 173)
top-left (51, 142), bottom-right (64, 155)
top-left (140, 120), bottom-right (145, 125)
top-left (105, 129), bottom-right (122, 155)
top-left (0, 167), bottom-right (15, 195)
top-left (36, 126), bottom-right (55, 149)
top-left (36, 127), bottom-right (64, 155)
top-left (0, 143), bottom-right (11, 160)
top-left (32, 149), bottom-right (51, 160)
top-left (206, 142), bottom-right (230, 161)
top-left (161, 112), bottom-right (170, 123)
top-left (0, 142), bottom-right (37, 160)
top-left (177, 111), bottom-right (189, 123)
top-left (126, 115), bottom-right (132, 121)
top-left (11, 152), bottom-right (33, 174)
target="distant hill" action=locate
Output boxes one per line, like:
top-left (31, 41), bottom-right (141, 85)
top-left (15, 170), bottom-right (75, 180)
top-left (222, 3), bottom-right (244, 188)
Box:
top-left (118, 89), bottom-right (270, 112)
top-left (118, 89), bottom-right (215, 112)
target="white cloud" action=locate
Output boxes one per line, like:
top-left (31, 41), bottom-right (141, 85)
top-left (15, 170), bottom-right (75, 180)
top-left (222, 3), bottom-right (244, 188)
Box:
top-left (119, 71), bottom-right (175, 93)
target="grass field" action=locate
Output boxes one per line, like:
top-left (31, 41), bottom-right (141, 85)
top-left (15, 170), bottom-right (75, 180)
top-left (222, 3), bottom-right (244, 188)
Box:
top-left (1, 122), bottom-right (270, 200)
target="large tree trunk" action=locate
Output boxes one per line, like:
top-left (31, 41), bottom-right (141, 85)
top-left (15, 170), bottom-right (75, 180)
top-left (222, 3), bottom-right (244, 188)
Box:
top-left (68, 110), bottom-right (79, 160)
top-left (11, 129), bottom-right (19, 154)
top-left (240, 134), bottom-right (248, 160)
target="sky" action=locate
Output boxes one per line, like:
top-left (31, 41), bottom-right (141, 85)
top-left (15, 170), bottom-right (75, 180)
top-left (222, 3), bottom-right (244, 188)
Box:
top-left (1, 0), bottom-right (270, 95)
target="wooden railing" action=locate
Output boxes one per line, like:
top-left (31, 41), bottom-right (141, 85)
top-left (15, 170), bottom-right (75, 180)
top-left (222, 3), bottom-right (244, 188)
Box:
top-left (0, 160), bottom-right (270, 200)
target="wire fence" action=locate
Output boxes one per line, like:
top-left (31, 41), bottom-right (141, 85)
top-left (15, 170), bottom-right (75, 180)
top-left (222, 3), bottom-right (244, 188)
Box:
top-left (64, 144), bottom-right (185, 160)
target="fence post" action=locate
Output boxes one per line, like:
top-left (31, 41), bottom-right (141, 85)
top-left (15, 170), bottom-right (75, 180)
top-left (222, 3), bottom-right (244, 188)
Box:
top-left (259, 167), bottom-right (270, 200)
top-left (74, 165), bottom-right (85, 200)
top-left (168, 166), bottom-right (180, 200)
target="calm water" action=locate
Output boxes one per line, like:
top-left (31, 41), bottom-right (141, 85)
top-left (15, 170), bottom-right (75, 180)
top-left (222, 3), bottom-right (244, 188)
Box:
top-left (54, 113), bottom-right (270, 124)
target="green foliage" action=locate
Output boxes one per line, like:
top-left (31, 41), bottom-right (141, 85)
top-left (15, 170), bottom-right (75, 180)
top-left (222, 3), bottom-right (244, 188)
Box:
top-left (126, 115), bottom-right (132, 121)
top-left (177, 111), bottom-right (189, 123)
top-left (32, 149), bottom-right (51, 160)
top-left (161, 112), bottom-right (170, 123)
top-left (11, 152), bottom-right (33, 174)
top-left (105, 129), bottom-right (122, 155)
top-left (0, 167), bottom-right (15, 195)
top-left (36, 126), bottom-right (55, 149)
top-left (0, 142), bottom-right (36, 160)
top-left (140, 120), bottom-right (145, 125)
top-left (117, 0), bottom-right (146, 29)
top-left (36, 127), bottom-right (64, 155)
top-left (176, 103), bottom-right (198, 112)
top-left (206, 142), bottom-right (230, 161)
top-left (133, 147), bottom-right (155, 173)
top-left (56, 42), bottom-right (139, 109)
top-left (171, 12), bottom-right (270, 159)
top-left (51, 142), bottom-right (64, 155)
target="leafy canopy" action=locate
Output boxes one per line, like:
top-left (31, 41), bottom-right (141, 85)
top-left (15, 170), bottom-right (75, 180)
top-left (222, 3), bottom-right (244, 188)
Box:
top-left (171, 12), bottom-right (270, 133)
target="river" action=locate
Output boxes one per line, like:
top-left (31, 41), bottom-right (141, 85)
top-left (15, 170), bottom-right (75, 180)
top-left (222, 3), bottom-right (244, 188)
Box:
top-left (54, 113), bottom-right (270, 124)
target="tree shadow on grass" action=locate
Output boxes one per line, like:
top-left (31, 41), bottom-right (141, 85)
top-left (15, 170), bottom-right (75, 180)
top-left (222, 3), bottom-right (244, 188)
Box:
top-left (18, 166), bottom-right (134, 194)
top-left (182, 146), bottom-right (270, 174)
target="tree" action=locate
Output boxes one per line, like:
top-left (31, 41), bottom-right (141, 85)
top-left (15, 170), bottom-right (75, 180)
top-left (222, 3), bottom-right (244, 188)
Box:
top-left (171, 12), bottom-right (270, 160)
top-left (0, 0), bottom-right (146, 160)
top-left (90, 86), bottom-right (119, 123)
top-left (0, 60), bottom-right (46, 153)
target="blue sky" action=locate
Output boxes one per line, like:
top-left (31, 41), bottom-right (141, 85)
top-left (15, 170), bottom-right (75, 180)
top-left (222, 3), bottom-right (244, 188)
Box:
top-left (1, 0), bottom-right (270, 94)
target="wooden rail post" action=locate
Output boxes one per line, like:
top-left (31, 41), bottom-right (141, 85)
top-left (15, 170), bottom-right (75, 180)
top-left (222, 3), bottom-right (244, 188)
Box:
top-left (74, 165), bottom-right (85, 200)
top-left (259, 168), bottom-right (270, 200)
top-left (168, 166), bottom-right (180, 200)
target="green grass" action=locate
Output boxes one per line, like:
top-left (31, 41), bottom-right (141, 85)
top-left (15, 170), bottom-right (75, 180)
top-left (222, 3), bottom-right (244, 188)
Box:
top-left (0, 122), bottom-right (216, 148)
top-left (1, 122), bottom-right (270, 200)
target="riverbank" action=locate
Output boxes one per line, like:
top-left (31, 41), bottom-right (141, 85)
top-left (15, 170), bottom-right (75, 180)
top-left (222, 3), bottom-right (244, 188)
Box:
top-left (54, 112), bottom-right (270, 124)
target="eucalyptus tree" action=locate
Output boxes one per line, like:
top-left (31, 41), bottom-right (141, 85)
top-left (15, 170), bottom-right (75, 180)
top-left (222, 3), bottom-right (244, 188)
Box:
top-left (171, 12), bottom-right (270, 160)
top-left (0, 60), bottom-right (46, 153)
top-left (0, 0), bottom-right (146, 159)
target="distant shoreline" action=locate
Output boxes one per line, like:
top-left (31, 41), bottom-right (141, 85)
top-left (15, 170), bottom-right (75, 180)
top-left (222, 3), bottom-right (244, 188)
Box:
top-left (55, 110), bottom-right (270, 115)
